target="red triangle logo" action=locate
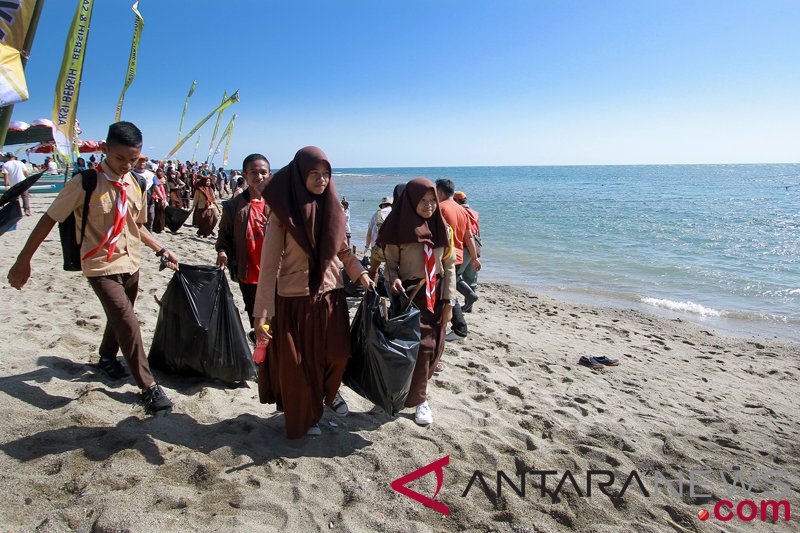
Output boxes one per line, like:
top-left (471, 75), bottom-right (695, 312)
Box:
top-left (390, 455), bottom-right (450, 516)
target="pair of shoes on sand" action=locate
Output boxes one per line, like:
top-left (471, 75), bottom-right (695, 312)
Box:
top-left (303, 392), bottom-right (349, 436)
top-left (98, 358), bottom-right (172, 414)
top-left (578, 355), bottom-right (619, 370)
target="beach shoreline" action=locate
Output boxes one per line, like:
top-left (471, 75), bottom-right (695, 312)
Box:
top-left (1, 194), bottom-right (798, 531)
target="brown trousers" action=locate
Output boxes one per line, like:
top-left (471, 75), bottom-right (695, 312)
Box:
top-left (87, 271), bottom-right (155, 389)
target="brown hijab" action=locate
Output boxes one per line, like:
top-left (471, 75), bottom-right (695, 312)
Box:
top-left (376, 177), bottom-right (449, 248)
top-left (262, 146), bottom-right (345, 294)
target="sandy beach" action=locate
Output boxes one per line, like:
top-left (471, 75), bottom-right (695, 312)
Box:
top-left (1, 193), bottom-right (798, 532)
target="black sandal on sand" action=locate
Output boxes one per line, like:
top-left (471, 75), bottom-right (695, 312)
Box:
top-left (578, 356), bottom-right (604, 370)
top-left (594, 356), bottom-right (620, 366)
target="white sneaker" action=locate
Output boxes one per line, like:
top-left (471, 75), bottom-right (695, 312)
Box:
top-left (415, 401), bottom-right (433, 426)
top-left (306, 424), bottom-right (321, 436)
top-left (330, 391), bottom-right (349, 416)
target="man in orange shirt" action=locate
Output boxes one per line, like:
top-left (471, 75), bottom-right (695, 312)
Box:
top-left (435, 179), bottom-right (481, 340)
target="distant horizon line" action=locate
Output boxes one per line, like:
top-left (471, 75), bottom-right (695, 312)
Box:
top-left (331, 162), bottom-right (800, 170)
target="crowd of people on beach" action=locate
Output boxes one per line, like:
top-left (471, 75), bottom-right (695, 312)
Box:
top-left (5, 121), bottom-right (482, 439)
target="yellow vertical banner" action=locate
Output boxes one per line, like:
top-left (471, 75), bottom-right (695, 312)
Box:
top-left (206, 91), bottom-right (226, 161)
top-left (210, 112), bottom-right (235, 165)
top-left (52, 0), bottom-right (95, 163)
top-left (177, 79), bottom-right (197, 142)
top-left (164, 90), bottom-right (239, 160)
top-left (114, 1), bottom-right (144, 122)
top-left (191, 133), bottom-right (201, 163)
top-left (0, 0), bottom-right (37, 106)
top-left (222, 114), bottom-right (236, 167)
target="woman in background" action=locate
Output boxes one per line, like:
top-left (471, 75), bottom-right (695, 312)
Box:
top-left (151, 168), bottom-right (168, 233)
top-left (193, 176), bottom-right (219, 237)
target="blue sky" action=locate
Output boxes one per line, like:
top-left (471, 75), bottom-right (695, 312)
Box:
top-left (10, 0), bottom-right (800, 168)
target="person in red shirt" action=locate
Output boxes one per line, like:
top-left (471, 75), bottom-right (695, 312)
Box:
top-left (453, 191), bottom-right (481, 311)
top-left (435, 179), bottom-right (481, 340)
top-left (215, 154), bottom-right (272, 342)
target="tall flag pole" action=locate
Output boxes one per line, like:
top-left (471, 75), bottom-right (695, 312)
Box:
top-left (164, 90), bottom-right (239, 160)
top-left (205, 91), bottom-right (226, 162)
top-left (177, 79), bottom-right (196, 142)
top-left (114, 1), bottom-right (144, 122)
top-left (52, 0), bottom-right (95, 165)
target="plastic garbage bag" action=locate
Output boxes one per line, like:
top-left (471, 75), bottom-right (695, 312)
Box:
top-left (149, 264), bottom-right (255, 384)
top-left (344, 289), bottom-right (420, 416)
top-left (165, 206), bottom-right (191, 233)
top-left (0, 201), bottom-right (22, 236)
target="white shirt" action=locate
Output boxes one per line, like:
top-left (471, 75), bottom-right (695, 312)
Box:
top-left (2, 159), bottom-right (28, 185)
top-left (365, 206), bottom-right (392, 248)
top-left (132, 169), bottom-right (156, 191)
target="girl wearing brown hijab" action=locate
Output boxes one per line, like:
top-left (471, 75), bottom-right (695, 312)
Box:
top-left (253, 146), bottom-right (372, 439)
top-left (192, 176), bottom-right (219, 237)
top-left (376, 178), bottom-right (456, 426)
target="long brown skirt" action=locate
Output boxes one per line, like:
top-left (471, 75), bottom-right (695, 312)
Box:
top-left (261, 289), bottom-right (351, 439)
top-left (168, 190), bottom-right (182, 208)
top-left (152, 201), bottom-right (166, 233)
top-left (404, 279), bottom-right (447, 407)
top-left (196, 206), bottom-right (218, 237)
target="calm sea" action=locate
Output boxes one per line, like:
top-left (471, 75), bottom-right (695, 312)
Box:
top-left (334, 165), bottom-right (800, 342)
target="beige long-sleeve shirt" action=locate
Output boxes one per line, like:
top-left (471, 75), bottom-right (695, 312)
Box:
top-left (383, 242), bottom-right (456, 300)
top-left (253, 211), bottom-right (367, 319)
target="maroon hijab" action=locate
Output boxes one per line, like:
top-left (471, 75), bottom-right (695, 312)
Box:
top-left (376, 178), bottom-right (449, 248)
top-left (262, 146), bottom-right (345, 294)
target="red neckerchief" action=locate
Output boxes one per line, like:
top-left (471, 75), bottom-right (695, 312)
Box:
top-left (423, 243), bottom-right (436, 312)
top-left (82, 174), bottom-right (128, 261)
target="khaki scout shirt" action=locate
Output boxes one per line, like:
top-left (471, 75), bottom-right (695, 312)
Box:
top-left (383, 242), bottom-right (456, 301)
top-left (47, 161), bottom-right (147, 277)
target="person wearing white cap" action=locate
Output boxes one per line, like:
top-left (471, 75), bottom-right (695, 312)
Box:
top-left (363, 195), bottom-right (393, 281)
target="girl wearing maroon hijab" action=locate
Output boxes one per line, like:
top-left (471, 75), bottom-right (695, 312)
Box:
top-left (376, 178), bottom-right (456, 426)
top-left (253, 147), bottom-right (372, 438)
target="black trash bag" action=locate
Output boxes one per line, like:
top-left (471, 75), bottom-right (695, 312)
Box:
top-left (0, 171), bottom-right (43, 207)
top-left (149, 264), bottom-right (255, 385)
top-left (344, 289), bottom-right (420, 416)
top-left (0, 201), bottom-right (22, 237)
top-left (165, 206), bottom-right (191, 233)
top-left (342, 267), bottom-right (365, 297)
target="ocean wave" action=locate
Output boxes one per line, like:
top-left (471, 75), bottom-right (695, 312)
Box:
top-left (640, 297), bottom-right (724, 317)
